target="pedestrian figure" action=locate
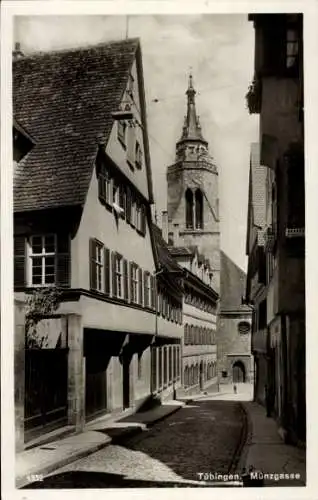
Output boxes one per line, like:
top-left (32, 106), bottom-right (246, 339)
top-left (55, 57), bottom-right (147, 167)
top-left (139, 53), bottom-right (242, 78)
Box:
top-left (233, 384), bottom-right (237, 394)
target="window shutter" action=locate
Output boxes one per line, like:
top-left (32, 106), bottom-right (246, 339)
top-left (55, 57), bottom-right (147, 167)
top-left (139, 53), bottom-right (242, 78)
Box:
top-left (119, 184), bottom-right (126, 218)
top-left (127, 122), bottom-right (136, 167)
top-left (141, 204), bottom-right (146, 236)
top-left (14, 235), bottom-right (26, 287)
top-left (138, 267), bottom-right (143, 306)
top-left (126, 187), bottom-right (131, 223)
top-left (151, 275), bottom-right (156, 310)
top-left (130, 193), bottom-right (136, 228)
top-left (111, 251), bottom-right (117, 297)
top-left (56, 234), bottom-right (70, 287)
top-left (89, 239), bottom-right (97, 290)
top-left (123, 259), bottom-right (128, 301)
top-left (104, 247), bottom-right (110, 296)
top-left (143, 270), bottom-right (148, 307)
top-left (129, 262), bottom-right (134, 302)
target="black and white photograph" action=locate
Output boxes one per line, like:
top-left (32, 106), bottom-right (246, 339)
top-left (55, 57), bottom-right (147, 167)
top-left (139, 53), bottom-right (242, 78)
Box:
top-left (1, 0), bottom-right (316, 497)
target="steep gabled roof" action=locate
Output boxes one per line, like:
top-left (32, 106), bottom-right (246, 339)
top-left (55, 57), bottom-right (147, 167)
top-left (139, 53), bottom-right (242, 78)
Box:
top-left (13, 38), bottom-right (141, 212)
top-left (220, 251), bottom-right (251, 313)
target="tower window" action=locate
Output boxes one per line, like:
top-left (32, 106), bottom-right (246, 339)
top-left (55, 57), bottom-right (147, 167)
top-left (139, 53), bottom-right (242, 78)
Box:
top-left (185, 188), bottom-right (194, 229)
top-left (195, 189), bottom-right (203, 229)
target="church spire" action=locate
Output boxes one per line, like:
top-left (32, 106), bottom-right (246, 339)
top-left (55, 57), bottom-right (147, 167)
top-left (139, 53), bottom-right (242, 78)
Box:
top-left (178, 73), bottom-right (207, 145)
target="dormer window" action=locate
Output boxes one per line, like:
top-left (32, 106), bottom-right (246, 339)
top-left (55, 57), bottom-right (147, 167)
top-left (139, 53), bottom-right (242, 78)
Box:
top-left (117, 121), bottom-right (127, 148)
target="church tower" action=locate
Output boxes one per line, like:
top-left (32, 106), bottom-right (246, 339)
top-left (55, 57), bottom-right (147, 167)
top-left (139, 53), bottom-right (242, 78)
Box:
top-left (166, 74), bottom-right (220, 292)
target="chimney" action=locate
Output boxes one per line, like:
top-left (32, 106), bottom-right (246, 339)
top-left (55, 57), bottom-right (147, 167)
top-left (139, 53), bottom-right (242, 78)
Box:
top-left (13, 42), bottom-right (24, 60)
top-left (161, 210), bottom-right (169, 243)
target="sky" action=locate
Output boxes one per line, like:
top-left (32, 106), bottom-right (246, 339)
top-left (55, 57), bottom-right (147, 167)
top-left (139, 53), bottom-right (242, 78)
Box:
top-left (15, 14), bottom-right (259, 271)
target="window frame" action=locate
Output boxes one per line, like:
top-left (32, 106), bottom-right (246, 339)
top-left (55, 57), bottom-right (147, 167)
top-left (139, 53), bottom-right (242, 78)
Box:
top-left (28, 234), bottom-right (57, 287)
top-left (114, 253), bottom-right (123, 299)
top-left (131, 263), bottom-right (139, 304)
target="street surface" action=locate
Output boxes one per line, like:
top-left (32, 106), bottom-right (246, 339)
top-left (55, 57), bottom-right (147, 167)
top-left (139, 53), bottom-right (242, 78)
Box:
top-left (25, 398), bottom-right (248, 488)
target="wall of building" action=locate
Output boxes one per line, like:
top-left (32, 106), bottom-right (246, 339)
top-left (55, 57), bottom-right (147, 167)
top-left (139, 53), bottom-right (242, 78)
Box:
top-left (73, 165), bottom-right (156, 294)
top-left (106, 59), bottom-right (149, 201)
top-left (217, 313), bottom-right (253, 383)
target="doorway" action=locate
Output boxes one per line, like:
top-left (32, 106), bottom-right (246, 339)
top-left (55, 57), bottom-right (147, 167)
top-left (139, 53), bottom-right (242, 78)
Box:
top-left (232, 361), bottom-right (246, 383)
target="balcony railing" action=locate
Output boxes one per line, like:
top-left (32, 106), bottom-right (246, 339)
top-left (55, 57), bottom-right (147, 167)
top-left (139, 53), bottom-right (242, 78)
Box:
top-left (285, 227), bottom-right (305, 238)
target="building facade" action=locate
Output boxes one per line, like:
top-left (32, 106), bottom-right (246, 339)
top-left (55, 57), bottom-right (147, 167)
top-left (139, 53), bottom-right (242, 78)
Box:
top-left (13, 39), bottom-right (182, 448)
top-left (168, 246), bottom-right (219, 396)
top-left (218, 252), bottom-right (253, 385)
top-left (247, 14), bottom-right (305, 444)
top-left (245, 143), bottom-right (267, 403)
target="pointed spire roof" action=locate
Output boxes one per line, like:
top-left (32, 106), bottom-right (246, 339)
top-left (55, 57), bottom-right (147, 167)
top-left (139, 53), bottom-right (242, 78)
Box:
top-left (178, 73), bottom-right (207, 146)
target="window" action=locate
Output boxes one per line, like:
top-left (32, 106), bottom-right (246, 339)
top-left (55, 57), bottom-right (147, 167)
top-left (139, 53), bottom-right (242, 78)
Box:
top-left (112, 253), bottom-right (123, 299)
top-left (130, 263), bottom-right (139, 304)
top-left (144, 271), bottom-right (151, 308)
top-left (14, 234), bottom-right (70, 289)
top-left (185, 188), bottom-right (194, 228)
top-left (135, 141), bottom-right (142, 168)
top-left (117, 121), bottom-right (127, 148)
top-left (30, 235), bottom-right (56, 285)
top-left (130, 194), bottom-right (136, 227)
top-left (89, 239), bottom-right (104, 292)
top-left (127, 122), bottom-right (136, 168)
top-left (195, 189), bottom-right (203, 229)
top-left (286, 28), bottom-right (299, 69)
top-left (119, 184), bottom-right (126, 217)
top-left (105, 171), bottom-right (112, 206)
top-left (113, 179), bottom-right (119, 205)
top-left (135, 200), bottom-right (141, 230)
top-left (98, 165), bottom-right (112, 207)
top-left (168, 232), bottom-right (174, 246)
top-left (238, 321), bottom-right (251, 335)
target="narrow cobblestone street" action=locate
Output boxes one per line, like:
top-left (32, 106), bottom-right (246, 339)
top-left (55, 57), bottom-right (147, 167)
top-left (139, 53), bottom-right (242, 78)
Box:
top-left (25, 400), bottom-right (247, 488)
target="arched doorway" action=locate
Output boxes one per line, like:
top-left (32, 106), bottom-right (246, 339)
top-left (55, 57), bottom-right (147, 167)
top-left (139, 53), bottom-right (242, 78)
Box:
top-left (232, 361), bottom-right (246, 383)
